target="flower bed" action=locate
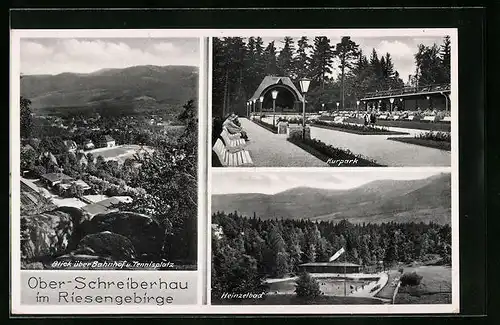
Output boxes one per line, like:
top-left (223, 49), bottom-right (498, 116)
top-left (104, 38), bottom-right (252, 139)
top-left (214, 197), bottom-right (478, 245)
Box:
top-left (287, 135), bottom-right (383, 167)
top-left (313, 120), bottom-right (408, 135)
top-left (251, 119), bottom-right (278, 133)
top-left (388, 131), bottom-right (451, 151)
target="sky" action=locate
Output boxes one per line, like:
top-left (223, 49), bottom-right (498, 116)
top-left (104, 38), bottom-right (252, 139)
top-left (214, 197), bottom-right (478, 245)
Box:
top-left (212, 169), bottom-right (447, 195)
top-left (20, 38), bottom-right (200, 75)
top-left (261, 35), bottom-right (447, 83)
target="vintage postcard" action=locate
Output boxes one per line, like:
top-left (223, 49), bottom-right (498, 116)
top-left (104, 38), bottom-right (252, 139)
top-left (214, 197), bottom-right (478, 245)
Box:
top-left (11, 30), bottom-right (208, 313)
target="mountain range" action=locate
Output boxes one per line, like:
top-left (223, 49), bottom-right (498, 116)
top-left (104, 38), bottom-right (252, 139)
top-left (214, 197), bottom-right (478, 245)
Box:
top-left (21, 65), bottom-right (199, 111)
top-left (211, 173), bottom-right (451, 224)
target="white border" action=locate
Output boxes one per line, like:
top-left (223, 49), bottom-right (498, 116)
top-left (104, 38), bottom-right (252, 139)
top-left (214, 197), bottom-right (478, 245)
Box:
top-left (207, 28), bottom-right (459, 314)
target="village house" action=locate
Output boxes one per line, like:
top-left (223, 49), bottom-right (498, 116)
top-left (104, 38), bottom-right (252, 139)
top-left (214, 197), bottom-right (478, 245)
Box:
top-left (40, 172), bottom-right (74, 188)
top-left (76, 153), bottom-right (89, 167)
top-left (80, 196), bottom-right (132, 216)
top-left (38, 151), bottom-right (58, 166)
top-left (83, 139), bottom-right (95, 150)
top-left (100, 135), bottom-right (116, 148)
top-left (72, 179), bottom-right (91, 193)
top-left (63, 140), bottom-right (78, 152)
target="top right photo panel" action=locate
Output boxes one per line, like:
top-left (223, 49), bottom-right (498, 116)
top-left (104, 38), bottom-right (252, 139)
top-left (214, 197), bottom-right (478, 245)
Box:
top-left (211, 30), bottom-right (455, 168)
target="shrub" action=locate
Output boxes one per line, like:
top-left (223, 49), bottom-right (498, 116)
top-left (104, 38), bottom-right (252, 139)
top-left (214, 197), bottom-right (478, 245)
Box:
top-left (253, 119), bottom-right (278, 133)
top-left (314, 120), bottom-right (389, 133)
top-left (400, 271), bottom-right (423, 286)
top-left (288, 135), bottom-right (381, 166)
top-left (295, 272), bottom-right (321, 298)
top-left (416, 131), bottom-right (451, 142)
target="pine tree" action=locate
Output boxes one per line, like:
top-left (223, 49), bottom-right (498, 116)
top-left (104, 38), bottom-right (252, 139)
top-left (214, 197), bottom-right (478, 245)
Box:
top-left (277, 36), bottom-right (295, 77)
top-left (310, 37), bottom-right (335, 90)
top-left (439, 36), bottom-right (451, 84)
top-left (20, 75), bottom-right (33, 139)
top-left (334, 36), bottom-right (360, 109)
top-left (295, 36), bottom-right (312, 79)
top-left (264, 41), bottom-right (278, 76)
top-left (295, 272), bottom-right (321, 298)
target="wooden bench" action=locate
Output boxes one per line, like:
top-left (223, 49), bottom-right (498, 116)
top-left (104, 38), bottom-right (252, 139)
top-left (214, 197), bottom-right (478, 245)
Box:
top-left (423, 115), bottom-right (438, 122)
top-left (212, 139), bottom-right (253, 167)
top-left (379, 115), bottom-right (388, 120)
top-left (441, 116), bottom-right (452, 122)
top-left (220, 128), bottom-right (246, 153)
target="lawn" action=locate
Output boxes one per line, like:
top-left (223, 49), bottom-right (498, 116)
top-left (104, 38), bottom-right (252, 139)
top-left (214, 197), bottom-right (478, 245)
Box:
top-left (212, 294), bottom-right (385, 305)
top-left (321, 117), bottom-right (451, 132)
top-left (388, 137), bottom-right (451, 151)
top-left (395, 265), bottom-right (452, 304)
top-left (313, 121), bottom-right (409, 135)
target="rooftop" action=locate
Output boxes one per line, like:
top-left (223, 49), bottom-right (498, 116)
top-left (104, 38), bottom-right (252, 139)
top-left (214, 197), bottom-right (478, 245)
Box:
top-left (40, 173), bottom-right (73, 183)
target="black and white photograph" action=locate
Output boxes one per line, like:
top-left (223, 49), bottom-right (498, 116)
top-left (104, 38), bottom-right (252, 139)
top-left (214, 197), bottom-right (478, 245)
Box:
top-left (17, 36), bottom-right (200, 270)
top-left (211, 33), bottom-right (453, 167)
top-left (211, 169), bottom-right (454, 306)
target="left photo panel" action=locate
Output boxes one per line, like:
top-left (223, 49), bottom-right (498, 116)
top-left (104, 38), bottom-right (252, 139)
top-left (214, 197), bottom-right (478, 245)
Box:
top-left (11, 31), bottom-right (207, 313)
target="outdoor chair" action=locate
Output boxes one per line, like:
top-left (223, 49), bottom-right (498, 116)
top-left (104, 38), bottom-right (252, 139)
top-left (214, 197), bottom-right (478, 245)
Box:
top-left (212, 138), bottom-right (253, 167)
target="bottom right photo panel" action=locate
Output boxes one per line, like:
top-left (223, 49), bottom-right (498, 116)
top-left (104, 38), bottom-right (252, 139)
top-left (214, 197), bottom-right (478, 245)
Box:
top-left (210, 168), bottom-right (455, 308)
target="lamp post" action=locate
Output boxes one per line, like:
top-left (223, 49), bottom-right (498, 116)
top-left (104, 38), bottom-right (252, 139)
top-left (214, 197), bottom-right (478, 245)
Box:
top-left (299, 78), bottom-right (311, 140)
top-left (389, 98), bottom-right (394, 113)
top-left (253, 99), bottom-right (257, 117)
top-left (399, 98), bottom-right (403, 111)
top-left (336, 102), bottom-right (339, 111)
top-left (259, 96), bottom-right (264, 115)
top-left (356, 100), bottom-right (360, 111)
top-left (378, 99), bottom-right (382, 111)
top-left (426, 95), bottom-right (431, 110)
top-left (246, 101), bottom-right (250, 117)
top-left (271, 90), bottom-right (279, 127)
top-left (322, 103), bottom-right (325, 112)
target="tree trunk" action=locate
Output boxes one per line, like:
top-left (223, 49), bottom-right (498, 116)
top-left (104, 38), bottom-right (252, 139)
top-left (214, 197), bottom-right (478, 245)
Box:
top-left (341, 63), bottom-right (345, 110)
top-left (223, 70), bottom-right (229, 117)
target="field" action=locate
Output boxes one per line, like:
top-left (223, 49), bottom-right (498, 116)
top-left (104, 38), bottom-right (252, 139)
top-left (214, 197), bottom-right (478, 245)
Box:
top-left (87, 145), bottom-right (153, 163)
top-left (213, 294), bottom-right (385, 305)
top-left (395, 265), bottom-right (452, 304)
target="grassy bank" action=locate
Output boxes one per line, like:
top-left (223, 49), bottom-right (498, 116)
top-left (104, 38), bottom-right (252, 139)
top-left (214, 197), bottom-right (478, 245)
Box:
top-left (388, 137), bottom-right (451, 151)
top-left (313, 121), bottom-right (408, 135)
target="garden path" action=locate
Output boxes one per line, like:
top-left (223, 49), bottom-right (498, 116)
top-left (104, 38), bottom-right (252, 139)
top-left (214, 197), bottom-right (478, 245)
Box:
top-left (239, 118), bottom-right (328, 167)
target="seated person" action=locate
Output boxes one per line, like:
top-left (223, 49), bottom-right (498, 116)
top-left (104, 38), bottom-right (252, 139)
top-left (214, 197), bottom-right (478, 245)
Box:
top-left (223, 113), bottom-right (249, 141)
